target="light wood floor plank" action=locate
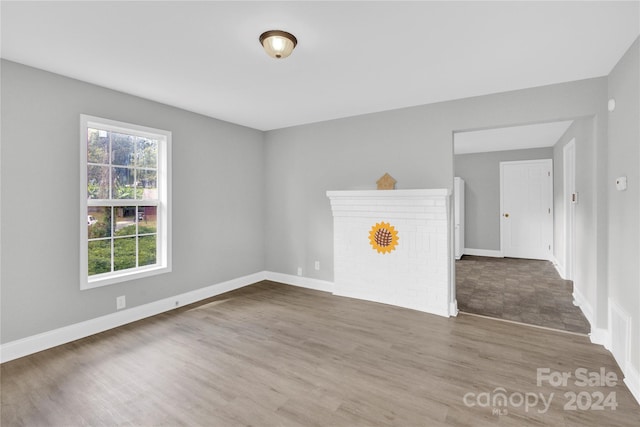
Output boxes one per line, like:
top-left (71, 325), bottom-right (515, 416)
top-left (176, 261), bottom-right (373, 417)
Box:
top-left (1, 281), bottom-right (639, 426)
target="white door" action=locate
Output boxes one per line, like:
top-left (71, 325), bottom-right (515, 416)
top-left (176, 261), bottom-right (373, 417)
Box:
top-left (500, 159), bottom-right (553, 260)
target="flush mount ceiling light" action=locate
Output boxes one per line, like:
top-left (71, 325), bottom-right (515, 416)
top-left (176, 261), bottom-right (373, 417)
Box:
top-left (259, 30), bottom-right (297, 59)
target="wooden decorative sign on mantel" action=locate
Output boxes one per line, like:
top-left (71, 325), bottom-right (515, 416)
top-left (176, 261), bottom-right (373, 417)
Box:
top-left (376, 173), bottom-right (396, 190)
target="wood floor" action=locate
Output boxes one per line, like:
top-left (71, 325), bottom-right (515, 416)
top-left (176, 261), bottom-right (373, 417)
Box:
top-left (456, 256), bottom-right (591, 334)
top-left (2, 281), bottom-right (638, 426)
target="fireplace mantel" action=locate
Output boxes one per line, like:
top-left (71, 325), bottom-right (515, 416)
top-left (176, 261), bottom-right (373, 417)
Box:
top-left (327, 189), bottom-right (450, 217)
top-left (327, 189), bottom-right (455, 317)
top-left (327, 189), bottom-right (449, 197)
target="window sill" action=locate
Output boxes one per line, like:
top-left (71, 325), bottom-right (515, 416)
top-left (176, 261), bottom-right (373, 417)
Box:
top-left (82, 265), bottom-right (171, 290)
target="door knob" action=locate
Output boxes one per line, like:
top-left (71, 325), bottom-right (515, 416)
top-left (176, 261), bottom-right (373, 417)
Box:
top-left (504, 213), bottom-right (509, 218)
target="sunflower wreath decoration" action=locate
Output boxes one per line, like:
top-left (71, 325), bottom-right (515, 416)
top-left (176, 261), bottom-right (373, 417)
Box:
top-left (369, 222), bottom-right (399, 254)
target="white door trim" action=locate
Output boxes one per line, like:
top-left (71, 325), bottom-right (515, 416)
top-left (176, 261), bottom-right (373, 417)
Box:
top-left (499, 159), bottom-right (554, 260)
top-left (563, 138), bottom-right (576, 280)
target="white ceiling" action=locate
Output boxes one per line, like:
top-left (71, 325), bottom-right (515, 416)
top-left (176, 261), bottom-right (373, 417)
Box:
top-left (1, 1), bottom-right (638, 131)
top-left (454, 120), bottom-right (574, 155)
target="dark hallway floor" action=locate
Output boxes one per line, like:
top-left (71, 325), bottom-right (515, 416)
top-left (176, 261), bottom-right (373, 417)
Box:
top-left (456, 255), bottom-right (590, 334)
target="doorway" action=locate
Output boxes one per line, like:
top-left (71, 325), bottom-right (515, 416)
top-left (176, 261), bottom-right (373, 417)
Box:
top-left (453, 121), bottom-right (589, 334)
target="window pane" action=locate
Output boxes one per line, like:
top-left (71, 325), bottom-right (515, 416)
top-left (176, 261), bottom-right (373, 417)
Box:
top-left (87, 128), bottom-right (109, 164)
top-left (112, 167), bottom-right (139, 199)
top-left (115, 206), bottom-right (137, 237)
top-left (88, 206), bottom-right (112, 238)
top-left (111, 132), bottom-right (135, 166)
top-left (114, 237), bottom-right (136, 271)
top-left (138, 206), bottom-right (157, 234)
top-left (138, 235), bottom-right (156, 267)
top-left (137, 169), bottom-right (157, 200)
top-left (87, 165), bottom-right (109, 199)
top-left (137, 137), bottom-right (157, 168)
top-left (88, 240), bottom-right (111, 276)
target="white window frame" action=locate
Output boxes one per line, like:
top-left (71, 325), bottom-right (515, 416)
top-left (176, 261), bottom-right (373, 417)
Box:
top-left (80, 115), bottom-right (171, 290)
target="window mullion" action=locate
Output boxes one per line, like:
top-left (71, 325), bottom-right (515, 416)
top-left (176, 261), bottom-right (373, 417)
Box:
top-left (88, 199), bottom-right (158, 207)
top-left (136, 206), bottom-right (139, 268)
top-left (108, 131), bottom-right (113, 200)
top-left (110, 207), bottom-right (115, 273)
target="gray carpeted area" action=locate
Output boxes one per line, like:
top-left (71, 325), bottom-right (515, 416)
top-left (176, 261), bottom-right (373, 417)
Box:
top-left (456, 255), bottom-right (590, 334)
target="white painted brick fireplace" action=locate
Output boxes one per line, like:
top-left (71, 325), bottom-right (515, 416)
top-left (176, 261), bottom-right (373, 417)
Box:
top-left (327, 189), bottom-right (455, 317)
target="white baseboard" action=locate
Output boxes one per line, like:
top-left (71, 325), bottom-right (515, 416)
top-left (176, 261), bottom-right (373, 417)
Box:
top-left (550, 255), bottom-right (566, 279)
top-left (264, 271), bottom-right (334, 293)
top-left (589, 327), bottom-right (609, 347)
top-left (463, 248), bottom-right (503, 258)
top-left (571, 287), bottom-right (612, 347)
top-left (624, 362), bottom-right (640, 406)
top-left (572, 286), bottom-right (594, 328)
top-left (449, 299), bottom-right (459, 317)
top-left (0, 272), bottom-right (266, 363)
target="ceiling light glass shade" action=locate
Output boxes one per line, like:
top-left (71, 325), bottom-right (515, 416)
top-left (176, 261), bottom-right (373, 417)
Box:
top-left (259, 30), bottom-right (297, 59)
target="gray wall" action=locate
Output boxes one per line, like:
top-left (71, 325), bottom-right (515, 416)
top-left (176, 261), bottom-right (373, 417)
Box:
top-left (454, 147), bottom-right (553, 251)
top-left (607, 38), bottom-right (639, 375)
top-left (264, 77), bottom-right (609, 297)
top-left (553, 117), bottom-right (598, 321)
top-left (1, 60), bottom-right (265, 343)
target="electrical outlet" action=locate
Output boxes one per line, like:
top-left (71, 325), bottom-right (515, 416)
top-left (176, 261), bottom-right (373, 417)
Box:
top-left (116, 295), bottom-right (126, 310)
top-left (314, 261), bottom-right (320, 270)
top-left (297, 267), bottom-right (303, 276)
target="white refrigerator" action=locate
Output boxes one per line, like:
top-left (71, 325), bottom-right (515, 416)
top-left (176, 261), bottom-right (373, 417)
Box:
top-left (454, 177), bottom-right (465, 260)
